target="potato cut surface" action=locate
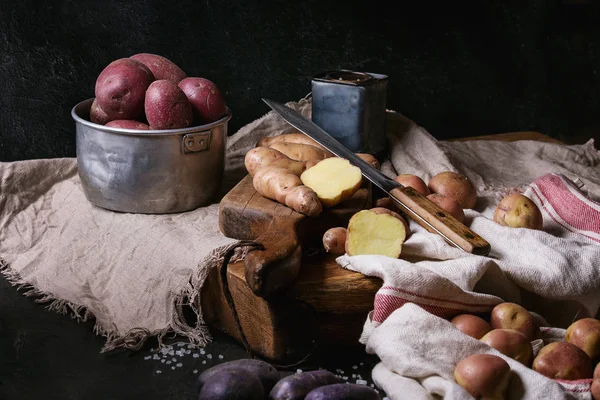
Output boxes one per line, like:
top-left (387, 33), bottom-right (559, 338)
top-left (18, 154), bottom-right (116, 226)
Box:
top-left (346, 210), bottom-right (406, 258)
top-left (300, 158), bottom-right (362, 207)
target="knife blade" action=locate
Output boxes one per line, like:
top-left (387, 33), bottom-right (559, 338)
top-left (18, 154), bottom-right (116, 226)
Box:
top-left (262, 98), bottom-right (491, 256)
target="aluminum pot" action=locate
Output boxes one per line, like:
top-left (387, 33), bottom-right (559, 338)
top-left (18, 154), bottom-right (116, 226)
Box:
top-left (71, 98), bottom-right (231, 214)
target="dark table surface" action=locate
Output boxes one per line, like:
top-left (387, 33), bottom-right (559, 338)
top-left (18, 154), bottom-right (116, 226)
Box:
top-left (0, 275), bottom-right (385, 400)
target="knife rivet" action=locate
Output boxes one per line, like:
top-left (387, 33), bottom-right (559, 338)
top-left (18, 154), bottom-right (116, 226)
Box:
top-left (465, 232), bottom-right (475, 239)
top-left (436, 211), bottom-right (446, 218)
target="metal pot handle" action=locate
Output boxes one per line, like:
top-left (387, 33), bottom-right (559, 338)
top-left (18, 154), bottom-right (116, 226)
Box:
top-left (182, 130), bottom-right (212, 154)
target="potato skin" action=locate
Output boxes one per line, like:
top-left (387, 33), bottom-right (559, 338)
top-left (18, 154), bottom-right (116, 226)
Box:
top-left (426, 193), bottom-right (465, 223)
top-left (178, 77), bottom-right (227, 124)
top-left (493, 194), bottom-right (543, 230)
top-left (90, 98), bottom-right (112, 125)
top-left (257, 132), bottom-right (330, 153)
top-left (428, 171), bottom-right (477, 209)
top-left (198, 368), bottom-right (264, 400)
top-left (304, 383), bottom-right (381, 400)
top-left (394, 174), bottom-right (430, 196)
top-left (94, 58), bottom-right (155, 120)
top-left (130, 53), bottom-right (187, 84)
top-left (244, 147), bottom-right (308, 177)
top-left (144, 79), bottom-right (193, 129)
top-left (322, 227), bottom-right (347, 255)
top-left (532, 341), bottom-right (593, 380)
top-left (196, 359), bottom-right (281, 394)
top-left (454, 354), bottom-right (511, 399)
top-left (269, 370), bottom-right (341, 400)
top-left (450, 314), bottom-right (492, 340)
top-left (269, 142), bottom-right (331, 162)
top-left (105, 120), bottom-right (150, 130)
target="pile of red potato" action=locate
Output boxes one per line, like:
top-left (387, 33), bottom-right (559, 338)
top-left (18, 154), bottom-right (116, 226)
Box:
top-left (450, 303), bottom-right (600, 399)
top-left (195, 359), bottom-right (380, 399)
top-left (90, 53), bottom-right (227, 130)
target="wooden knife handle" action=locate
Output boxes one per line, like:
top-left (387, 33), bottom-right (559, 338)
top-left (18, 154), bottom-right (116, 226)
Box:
top-left (389, 187), bottom-right (491, 256)
top-left (244, 217), bottom-right (302, 298)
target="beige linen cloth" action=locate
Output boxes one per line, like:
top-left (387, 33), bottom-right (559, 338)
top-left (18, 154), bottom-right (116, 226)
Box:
top-left (0, 99), bottom-right (310, 352)
top-left (338, 113), bottom-right (600, 399)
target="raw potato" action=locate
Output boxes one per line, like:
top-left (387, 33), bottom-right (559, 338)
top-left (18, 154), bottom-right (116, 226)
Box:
top-left (105, 120), bottom-right (150, 130)
top-left (493, 194), bottom-right (543, 230)
top-left (269, 370), bottom-right (341, 400)
top-left (454, 354), bottom-right (511, 399)
top-left (178, 77), bottom-right (227, 124)
top-left (198, 368), bottom-right (264, 400)
top-left (244, 147), bottom-right (314, 177)
top-left (480, 328), bottom-right (534, 366)
top-left (269, 142), bottom-right (332, 162)
top-left (304, 383), bottom-right (380, 400)
top-left (144, 79), bottom-right (193, 129)
top-left (394, 174), bottom-right (430, 196)
top-left (90, 98), bottom-right (112, 125)
top-left (345, 209), bottom-right (407, 258)
top-left (130, 53), bottom-right (187, 84)
top-left (258, 132), bottom-right (331, 153)
top-left (356, 153), bottom-right (380, 170)
top-left (322, 227), bottom-right (347, 255)
top-left (94, 58), bottom-right (155, 120)
top-left (196, 359), bottom-right (282, 394)
top-left (253, 167), bottom-right (322, 217)
top-left (428, 171), bottom-right (477, 209)
top-left (490, 302), bottom-right (538, 341)
top-left (300, 158), bottom-right (363, 207)
top-left (374, 197), bottom-right (402, 214)
top-left (450, 314), bottom-right (492, 340)
top-left (370, 207), bottom-right (411, 239)
top-left (565, 318), bottom-right (600, 361)
top-left (532, 341), bottom-right (593, 380)
top-left (426, 193), bottom-right (465, 223)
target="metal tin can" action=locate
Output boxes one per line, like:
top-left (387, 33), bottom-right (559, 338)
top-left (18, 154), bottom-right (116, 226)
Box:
top-left (71, 98), bottom-right (231, 214)
top-left (311, 70), bottom-right (388, 155)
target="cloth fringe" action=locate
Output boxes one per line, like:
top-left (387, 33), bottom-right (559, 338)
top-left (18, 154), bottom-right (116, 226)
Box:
top-left (0, 240), bottom-right (258, 353)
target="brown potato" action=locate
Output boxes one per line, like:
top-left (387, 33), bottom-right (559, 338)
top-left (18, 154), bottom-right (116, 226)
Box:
top-left (493, 194), bottom-right (543, 230)
top-left (532, 341), bottom-right (593, 380)
top-left (178, 77), bottom-right (227, 124)
top-left (394, 174), bottom-right (430, 196)
top-left (322, 227), bottom-right (347, 255)
top-left (130, 53), bottom-right (187, 84)
top-left (454, 354), bottom-right (511, 399)
top-left (450, 314), bottom-right (492, 340)
top-left (480, 329), bottom-right (534, 366)
top-left (105, 120), bottom-right (150, 130)
top-left (144, 79), bottom-right (193, 130)
top-left (565, 318), bottom-right (600, 361)
top-left (490, 302), bottom-right (538, 341)
top-left (426, 193), bottom-right (465, 223)
top-left (94, 58), bottom-right (155, 120)
top-left (356, 153), bottom-right (380, 170)
top-left (90, 98), bottom-right (112, 125)
top-left (428, 171), bottom-right (477, 209)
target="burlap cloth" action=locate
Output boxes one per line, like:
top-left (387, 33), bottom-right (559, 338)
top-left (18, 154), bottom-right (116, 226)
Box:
top-left (0, 99), bottom-right (311, 353)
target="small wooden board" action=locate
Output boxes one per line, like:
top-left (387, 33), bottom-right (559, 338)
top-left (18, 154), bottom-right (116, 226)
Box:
top-left (201, 131), bottom-right (563, 362)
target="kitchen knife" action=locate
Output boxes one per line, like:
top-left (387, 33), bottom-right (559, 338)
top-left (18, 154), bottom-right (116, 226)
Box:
top-left (262, 98), bottom-right (491, 256)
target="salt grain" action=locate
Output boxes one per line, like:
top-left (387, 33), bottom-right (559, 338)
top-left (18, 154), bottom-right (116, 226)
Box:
top-left (187, 345), bottom-right (194, 349)
top-left (166, 361), bottom-right (172, 365)
top-left (192, 354), bottom-right (199, 358)
top-left (356, 379), bottom-right (367, 385)
top-left (172, 357), bottom-right (177, 362)
top-left (351, 374), bottom-right (356, 378)
top-left (185, 350), bottom-right (191, 355)
top-left (352, 365), bottom-right (358, 370)
top-left (200, 349), bottom-right (206, 355)
top-left (144, 356), bottom-right (151, 360)
top-left (176, 363), bottom-right (183, 367)
top-left (342, 376), bottom-right (348, 380)
top-left (156, 370), bottom-right (162, 374)
top-left (202, 360), bottom-right (207, 364)
top-left (161, 359), bottom-right (165, 363)
top-left (218, 355), bottom-right (223, 359)
top-left (207, 354), bottom-right (212, 359)
top-left (171, 366), bottom-right (175, 370)
top-left (193, 369), bottom-right (198, 374)
top-left (168, 350), bottom-right (174, 356)
top-left (296, 369), bottom-right (303, 374)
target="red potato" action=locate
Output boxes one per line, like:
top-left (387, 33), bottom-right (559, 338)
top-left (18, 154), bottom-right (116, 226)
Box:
top-left (493, 194), bottom-right (543, 230)
top-left (592, 379), bottom-right (600, 400)
top-left (322, 227), bottom-right (347, 255)
top-left (480, 329), bottom-right (534, 366)
top-left (90, 98), bottom-right (112, 124)
top-left (178, 77), bottom-right (227, 124)
top-left (94, 58), bottom-right (155, 120)
top-left (105, 120), bottom-right (150, 130)
top-left (304, 383), bottom-right (380, 400)
top-left (450, 314), bottom-right (492, 340)
top-left (532, 341), bottom-right (593, 380)
top-left (269, 370), bottom-right (341, 400)
top-left (490, 302), bottom-right (538, 341)
top-left (426, 193), bottom-right (465, 223)
top-left (394, 174), bottom-right (430, 196)
top-left (596, 362), bottom-right (600, 380)
top-left (144, 79), bottom-right (193, 130)
top-left (130, 53), bottom-right (187, 84)
top-left (454, 354), bottom-right (511, 399)
top-left (565, 318), bottom-right (600, 361)
top-left (198, 368), bottom-right (264, 400)
top-left (428, 171), bottom-right (477, 209)
top-left (374, 197), bottom-right (401, 214)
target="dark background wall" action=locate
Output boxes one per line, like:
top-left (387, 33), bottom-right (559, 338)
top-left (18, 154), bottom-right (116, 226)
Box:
top-left (0, 0), bottom-right (599, 162)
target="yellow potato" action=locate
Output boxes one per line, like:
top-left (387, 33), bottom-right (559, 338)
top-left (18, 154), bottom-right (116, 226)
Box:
top-left (345, 209), bottom-right (407, 258)
top-left (300, 158), bottom-right (362, 207)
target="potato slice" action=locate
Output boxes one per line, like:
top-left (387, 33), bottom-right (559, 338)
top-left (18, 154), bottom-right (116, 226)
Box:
top-left (345, 209), bottom-right (407, 258)
top-left (300, 158), bottom-right (362, 207)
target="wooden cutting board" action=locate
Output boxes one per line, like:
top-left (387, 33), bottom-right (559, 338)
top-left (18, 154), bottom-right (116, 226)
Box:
top-left (201, 131), bottom-right (563, 363)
